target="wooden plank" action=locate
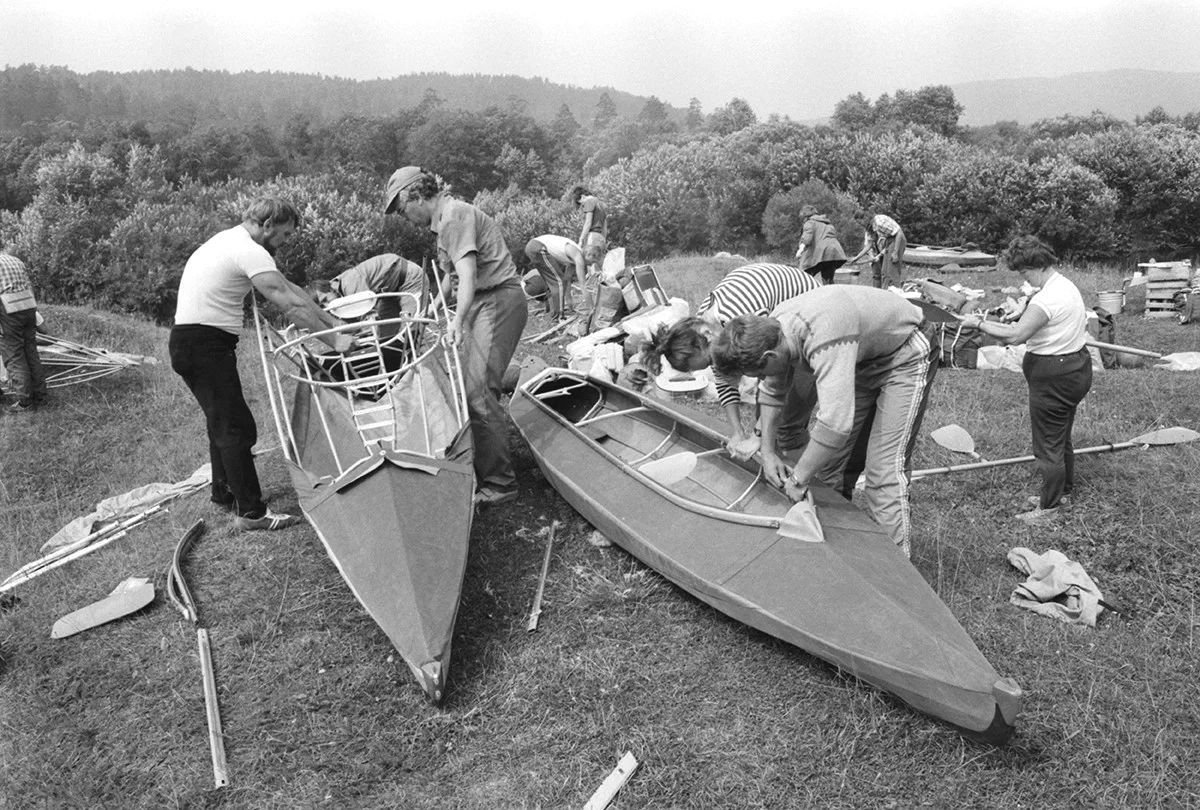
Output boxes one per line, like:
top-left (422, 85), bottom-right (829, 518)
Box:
top-left (583, 752), bottom-right (639, 810)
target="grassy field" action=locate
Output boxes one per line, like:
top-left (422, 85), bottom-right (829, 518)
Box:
top-left (2, 258), bottom-right (1199, 808)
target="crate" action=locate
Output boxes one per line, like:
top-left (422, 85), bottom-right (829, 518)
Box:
top-left (1144, 265), bottom-right (1191, 318)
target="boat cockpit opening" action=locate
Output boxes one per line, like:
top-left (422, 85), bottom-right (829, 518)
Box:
top-left (529, 375), bottom-right (604, 424)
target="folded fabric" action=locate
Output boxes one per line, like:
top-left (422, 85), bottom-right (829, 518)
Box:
top-left (1007, 546), bottom-right (1105, 627)
top-left (41, 464), bottom-right (212, 552)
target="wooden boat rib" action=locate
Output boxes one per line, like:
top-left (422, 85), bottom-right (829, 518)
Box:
top-left (33, 332), bottom-right (153, 388)
top-left (509, 369), bottom-right (1021, 742)
top-left (254, 290), bottom-right (474, 702)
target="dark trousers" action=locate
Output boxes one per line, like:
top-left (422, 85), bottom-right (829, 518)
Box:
top-left (1023, 348), bottom-right (1093, 509)
top-left (169, 325), bottom-right (265, 518)
top-left (0, 308), bottom-right (47, 405)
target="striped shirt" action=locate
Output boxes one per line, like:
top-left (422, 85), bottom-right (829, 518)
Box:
top-left (0, 252), bottom-right (32, 295)
top-left (698, 263), bottom-right (821, 406)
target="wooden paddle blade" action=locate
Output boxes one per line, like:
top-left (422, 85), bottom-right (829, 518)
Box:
top-left (1128, 426), bottom-right (1200, 445)
top-left (931, 424), bottom-right (977, 455)
top-left (639, 451), bottom-right (699, 485)
top-left (51, 577), bottom-right (155, 639)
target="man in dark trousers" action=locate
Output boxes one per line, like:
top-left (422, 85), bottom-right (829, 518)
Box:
top-left (0, 244), bottom-right (47, 412)
top-left (169, 197), bottom-right (350, 530)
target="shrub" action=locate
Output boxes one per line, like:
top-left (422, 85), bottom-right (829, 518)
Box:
top-left (761, 179), bottom-right (860, 255)
top-left (473, 185), bottom-right (576, 269)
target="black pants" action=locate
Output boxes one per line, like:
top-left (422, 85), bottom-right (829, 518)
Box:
top-left (1023, 348), bottom-right (1093, 509)
top-left (169, 325), bottom-right (265, 518)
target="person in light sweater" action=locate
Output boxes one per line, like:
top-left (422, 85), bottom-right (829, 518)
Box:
top-left (711, 285), bottom-right (940, 558)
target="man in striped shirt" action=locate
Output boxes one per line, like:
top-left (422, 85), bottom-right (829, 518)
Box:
top-left (0, 246), bottom-right (47, 412)
top-left (850, 212), bottom-right (907, 289)
top-left (642, 262), bottom-right (822, 458)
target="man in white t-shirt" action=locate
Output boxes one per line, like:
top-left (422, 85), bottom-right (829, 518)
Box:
top-left (169, 197), bottom-right (351, 531)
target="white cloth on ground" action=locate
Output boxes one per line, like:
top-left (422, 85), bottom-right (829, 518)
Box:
top-left (41, 464), bottom-right (212, 551)
top-left (1007, 546), bottom-right (1105, 627)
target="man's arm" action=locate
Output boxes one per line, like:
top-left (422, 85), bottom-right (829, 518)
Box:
top-left (578, 211), bottom-right (594, 253)
top-left (251, 271), bottom-right (352, 352)
top-left (447, 254), bottom-right (478, 346)
top-left (755, 403), bottom-right (791, 486)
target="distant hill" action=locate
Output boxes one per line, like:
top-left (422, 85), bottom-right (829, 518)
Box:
top-left (0, 65), bottom-right (684, 132)
top-left (952, 69), bottom-right (1200, 126)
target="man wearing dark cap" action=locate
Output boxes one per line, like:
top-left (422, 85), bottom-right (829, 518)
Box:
top-left (384, 167), bottom-right (529, 506)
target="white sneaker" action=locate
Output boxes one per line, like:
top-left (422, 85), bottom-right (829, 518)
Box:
top-left (1014, 507), bottom-right (1061, 526)
top-left (235, 510), bottom-right (301, 531)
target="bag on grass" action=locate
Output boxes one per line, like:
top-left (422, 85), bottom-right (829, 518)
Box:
top-left (1087, 306), bottom-right (1119, 369)
top-left (936, 322), bottom-right (982, 369)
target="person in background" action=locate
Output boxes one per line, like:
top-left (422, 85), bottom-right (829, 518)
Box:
top-left (850, 212), bottom-right (907, 289)
top-left (0, 243), bottom-right (47, 412)
top-left (572, 185), bottom-right (608, 277)
top-left (320, 253), bottom-right (429, 370)
top-left (794, 205), bottom-right (848, 284)
top-left (524, 234), bottom-right (586, 321)
top-left (385, 166), bottom-right (529, 506)
top-left (710, 285), bottom-right (940, 559)
top-left (170, 196), bottom-right (351, 531)
top-left (959, 235), bottom-right (1092, 525)
top-left (641, 262), bottom-right (822, 459)
top-left (328, 253), bottom-right (426, 319)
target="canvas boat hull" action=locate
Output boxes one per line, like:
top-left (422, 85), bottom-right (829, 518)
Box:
top-left (509, 369), bottom-right (1021, 742)
top-left (904, 244), bottom-right (998, 268)
top-left (256, 300), bottom-right (473, 702)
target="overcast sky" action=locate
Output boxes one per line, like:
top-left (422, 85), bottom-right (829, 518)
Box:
top-left (5, 0), bottom-right (1200, 121)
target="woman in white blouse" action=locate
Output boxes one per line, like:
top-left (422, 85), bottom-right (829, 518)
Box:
top-left (960, 235), bottom-right (1092, 525)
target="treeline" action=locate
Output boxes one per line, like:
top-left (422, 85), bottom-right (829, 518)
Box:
top-left (3, 65), bottom-right (1200, 323)
top-left (0, 64), bottom-right (668, 135)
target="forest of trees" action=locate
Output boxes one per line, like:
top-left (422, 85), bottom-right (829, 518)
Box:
top-left (3, 63), bottom-right (1200, 322)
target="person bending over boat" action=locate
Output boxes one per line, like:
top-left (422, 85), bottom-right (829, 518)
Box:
top-left (385, 166), bottom-right (529, 506)
top-left (524, 234), bottom-right (586, 321)
top-left (849, 212), bottom-right (906, 289)
top-left (327, 253), bottom-right (428, 370)
top-left (958, 236), bottom-right (1092, 526)
top-left (794, 206), bottom-right (847, 284)
top-left (710, 286), bottom-right (940, 559)
top-left (170, 197), bottom-right (352, 531)
top-left (642, 262), bottom-right (822, 458)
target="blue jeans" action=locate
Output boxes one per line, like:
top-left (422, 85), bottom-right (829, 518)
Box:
top-left (169, 325), bottom-right (266, 518)
top-left (0, 308), bottom-right (47, 405)
top-left (460, 281), bottom-right (529, 492)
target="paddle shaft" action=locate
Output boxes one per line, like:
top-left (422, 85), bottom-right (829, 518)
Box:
top-left (913, 439), bottom-right (1142, 478)
top-left (527, 522), bottom-right (558, 631)
top-left (197, 628), bottom-right (230, 787)
top-left (1086, 340), bottom-right (1162, 359)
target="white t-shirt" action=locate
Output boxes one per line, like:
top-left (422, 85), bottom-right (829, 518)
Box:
top-left (174, 226), bottom-right (279, 333)
top-left (1026, 271), bottom-right (1088, 355)
top-left (533, 234), bottom-right (580, 264)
